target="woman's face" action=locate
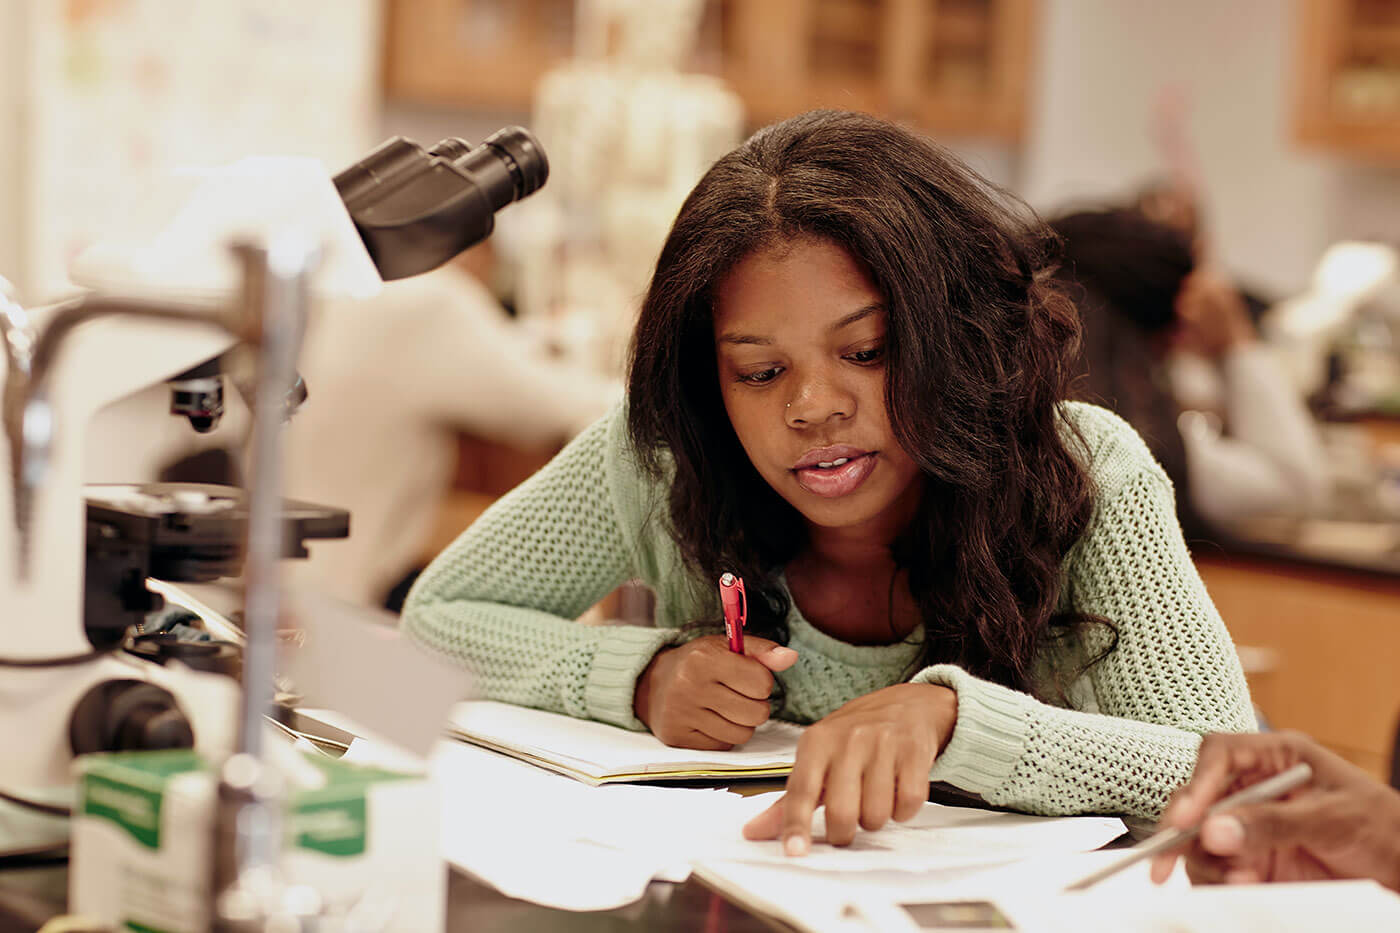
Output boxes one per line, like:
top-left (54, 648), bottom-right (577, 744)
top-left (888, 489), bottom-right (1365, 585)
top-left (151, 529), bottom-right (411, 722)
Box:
top-left (713, 238), bottom-right (923, 539)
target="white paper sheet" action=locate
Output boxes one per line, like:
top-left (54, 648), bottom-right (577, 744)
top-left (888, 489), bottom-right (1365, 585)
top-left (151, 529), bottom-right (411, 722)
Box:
top-left (431, 739), bottom-right (1127, 912)
top-left (696, 854), bottom-right (1400, 933)
top-left (1046, 880), bottom-right (1400, 933)
top-left (693, 848), bottom-right (1182, 933)
top-left (694, 791), bottom-right (1126, 873)
top-left (433, 739), bottom-right (753, 910)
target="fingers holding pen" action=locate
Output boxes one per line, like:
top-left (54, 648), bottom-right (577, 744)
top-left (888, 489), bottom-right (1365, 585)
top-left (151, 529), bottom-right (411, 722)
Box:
top-left (743, 637), bottom-right (799, 674)
top-left (634, 634), bottom-right (796, 749)
top-left (1150, 732), bottom-right (1350, 886)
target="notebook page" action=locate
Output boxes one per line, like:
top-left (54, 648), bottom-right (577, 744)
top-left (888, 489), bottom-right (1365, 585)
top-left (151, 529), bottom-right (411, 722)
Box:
top-left (447, 700), bottom-right (803, 776)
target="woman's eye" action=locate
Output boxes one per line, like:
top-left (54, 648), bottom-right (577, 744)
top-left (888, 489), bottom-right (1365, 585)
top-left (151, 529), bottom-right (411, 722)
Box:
top-left (847, 346), bottom-right (885, 364)
top-left (737, 367), bottom-right (781, 385)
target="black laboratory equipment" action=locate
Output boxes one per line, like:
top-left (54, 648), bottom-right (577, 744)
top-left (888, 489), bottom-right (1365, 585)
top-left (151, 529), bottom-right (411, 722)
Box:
top-left (335, 126), bottom-right (548, 280)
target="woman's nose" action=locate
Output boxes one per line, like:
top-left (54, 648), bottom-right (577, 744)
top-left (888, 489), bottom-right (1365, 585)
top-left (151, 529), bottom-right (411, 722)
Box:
top-left (785, 378), bottom-right (855, 427)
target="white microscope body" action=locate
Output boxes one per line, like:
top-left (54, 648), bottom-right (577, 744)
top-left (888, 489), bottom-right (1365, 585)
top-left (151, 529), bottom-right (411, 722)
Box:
top-left (0, 303), bottom-right (241, 849)
top-left (0, 131), bottom-right (548, 933)
top-left (0, 154), bottom-right (382, 853)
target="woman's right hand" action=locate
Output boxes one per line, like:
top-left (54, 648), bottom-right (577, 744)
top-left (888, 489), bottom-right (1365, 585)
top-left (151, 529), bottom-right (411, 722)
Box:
top-left (634, 635), bottom-right (798, 749)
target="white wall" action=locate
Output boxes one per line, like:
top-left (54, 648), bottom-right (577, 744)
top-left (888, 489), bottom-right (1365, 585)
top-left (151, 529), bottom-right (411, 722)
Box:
top-left (1021, 0), bottom-right (1399, 298)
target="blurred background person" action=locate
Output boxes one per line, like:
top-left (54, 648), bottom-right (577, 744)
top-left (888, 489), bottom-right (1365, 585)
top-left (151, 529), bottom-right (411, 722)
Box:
top-left (277, 264), bottom-right (621, 610)
top-left (1051, 207), bottom-right (1332, 539)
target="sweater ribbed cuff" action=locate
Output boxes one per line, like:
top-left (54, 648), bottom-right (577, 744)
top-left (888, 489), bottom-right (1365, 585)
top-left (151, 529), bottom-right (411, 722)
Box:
top-left (912, 664), bottom-right (1031, 798)
top-left (584, 625), bottom-right (685, 731)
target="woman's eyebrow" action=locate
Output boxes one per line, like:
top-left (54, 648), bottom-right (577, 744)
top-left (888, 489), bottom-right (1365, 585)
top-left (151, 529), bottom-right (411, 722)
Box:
top-left (830, 303), bottom-right (884, 332)
top-left (716, 332), bottom-right (771, 346)
top-left (717, 303), bottom-right (885, 346)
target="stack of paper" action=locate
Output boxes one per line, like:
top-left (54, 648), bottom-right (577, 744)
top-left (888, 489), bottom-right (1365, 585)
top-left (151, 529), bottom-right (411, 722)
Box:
top-left (433, 739), bottom-right (759, 910)
top-left (446, 700), bottom-right (803, 784)
top-left (431, 735), bottom-right (1128, 912)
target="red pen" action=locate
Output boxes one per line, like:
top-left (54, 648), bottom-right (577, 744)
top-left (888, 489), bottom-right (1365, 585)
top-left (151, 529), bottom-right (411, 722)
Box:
top-left (718, 572), bottom-right (747, 654)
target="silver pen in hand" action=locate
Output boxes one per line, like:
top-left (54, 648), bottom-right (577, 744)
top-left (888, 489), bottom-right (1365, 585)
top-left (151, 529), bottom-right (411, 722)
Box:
top-left (1063, 761), bottom-right (1313, 892)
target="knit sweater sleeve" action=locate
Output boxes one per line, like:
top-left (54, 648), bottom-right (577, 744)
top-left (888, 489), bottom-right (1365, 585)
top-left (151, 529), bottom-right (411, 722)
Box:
top-left (400, 408), bottom-right (682, 729)
top-left (912, 414), bottom-right (1256, 820)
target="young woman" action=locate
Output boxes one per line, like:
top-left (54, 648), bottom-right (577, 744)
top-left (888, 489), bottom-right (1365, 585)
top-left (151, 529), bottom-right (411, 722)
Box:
top-left (402, 111), bottom-right (1254, 855)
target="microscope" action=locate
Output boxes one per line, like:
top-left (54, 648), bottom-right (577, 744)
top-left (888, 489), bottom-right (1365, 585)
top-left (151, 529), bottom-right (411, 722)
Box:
top-left (0, 126), bottom-right (548, 871)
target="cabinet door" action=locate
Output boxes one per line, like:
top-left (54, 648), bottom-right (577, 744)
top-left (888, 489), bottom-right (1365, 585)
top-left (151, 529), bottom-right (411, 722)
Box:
top-left (1197, 552), bottom-right (1400, 781)
top-left (384, 0), bottom-right (576, 110)
top-left (385, 0), bottom-right (1037, 141)
top-left (724, 0), bottom-right (1035, 141)
top-left (1295, 0), bottom-right (1400, 159)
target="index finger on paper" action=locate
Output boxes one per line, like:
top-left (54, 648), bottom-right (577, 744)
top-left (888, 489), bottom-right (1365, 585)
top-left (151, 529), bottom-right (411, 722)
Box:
top-left (779, 760), bottom-right (828, 857)
top-left (742, 795), bottom-right (784, 841)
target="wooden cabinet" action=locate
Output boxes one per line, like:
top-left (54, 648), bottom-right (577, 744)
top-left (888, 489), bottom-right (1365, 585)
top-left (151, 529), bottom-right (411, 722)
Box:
top-left (1296, 0), bottom-right (1400, 159)
top-left (382, 0), bottom-right (577, 112)
top-left (383, 0), bottom-right (1036, 141)
top-left (1197, 551), bottom-right (1400, 782)
top-left (722, 0), bottom-right (1033, 140)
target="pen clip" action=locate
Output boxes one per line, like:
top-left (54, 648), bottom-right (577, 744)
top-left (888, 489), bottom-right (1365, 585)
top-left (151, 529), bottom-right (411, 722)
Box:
top-left (719, 572), bottom-right (747, 649)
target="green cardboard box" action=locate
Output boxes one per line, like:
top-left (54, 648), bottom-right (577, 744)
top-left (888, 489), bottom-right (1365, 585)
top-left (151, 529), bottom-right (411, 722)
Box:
top-left (71, 749), bottom-right (444, 932)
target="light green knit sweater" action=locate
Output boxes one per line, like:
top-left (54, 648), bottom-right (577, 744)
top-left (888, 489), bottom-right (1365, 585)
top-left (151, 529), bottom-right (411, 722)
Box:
top-left (403, 401), bottom-right (1255, 819)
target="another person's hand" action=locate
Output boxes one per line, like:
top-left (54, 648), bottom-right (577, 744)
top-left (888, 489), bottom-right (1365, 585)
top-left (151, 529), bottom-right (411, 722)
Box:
top-left (634, 635), bottom-right (797, 750)
top-left (1151, 731), bottom-right (1400, 892)
top-left (1173, 270), bottom-right (1256, 359)
top-left (741, 683), bottom-right (957, 855)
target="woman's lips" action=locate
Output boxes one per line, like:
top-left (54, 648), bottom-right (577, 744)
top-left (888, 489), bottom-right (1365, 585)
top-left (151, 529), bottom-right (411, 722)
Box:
top-left (794, 452), bottom-right (878, 498)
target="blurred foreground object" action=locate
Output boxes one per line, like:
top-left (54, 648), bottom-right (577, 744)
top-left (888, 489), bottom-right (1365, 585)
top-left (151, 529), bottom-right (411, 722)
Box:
top-left (3, 124), bottom-right (546, 928)
top-left (278, 267), bottom-right (621, 607)
top-left (0, 154), bottom-right (379, 861)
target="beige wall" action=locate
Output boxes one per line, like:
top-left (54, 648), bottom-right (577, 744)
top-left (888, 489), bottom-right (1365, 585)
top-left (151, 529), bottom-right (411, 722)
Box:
top-left (1021, 0), bottom-right (1400, 298)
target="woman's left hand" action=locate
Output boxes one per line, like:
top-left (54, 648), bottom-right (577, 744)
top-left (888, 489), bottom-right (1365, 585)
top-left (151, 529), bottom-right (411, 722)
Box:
top-left (742, 682), bottom-right (958, 855)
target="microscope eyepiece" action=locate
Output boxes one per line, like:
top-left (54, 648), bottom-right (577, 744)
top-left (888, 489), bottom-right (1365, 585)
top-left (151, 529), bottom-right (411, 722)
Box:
top-left (334, 126), bottom-right (550, 281)
top-left (482, 126), bottom-right (549, 200)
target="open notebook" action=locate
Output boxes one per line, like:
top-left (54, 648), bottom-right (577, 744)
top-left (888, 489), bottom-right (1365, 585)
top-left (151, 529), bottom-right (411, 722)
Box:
top-left (446, 700), bottom-right (803, 785)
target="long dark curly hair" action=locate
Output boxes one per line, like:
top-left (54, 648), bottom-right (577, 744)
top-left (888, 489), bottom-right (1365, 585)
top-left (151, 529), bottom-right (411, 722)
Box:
top-left (627, 111), bottom-right (1107, 698)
